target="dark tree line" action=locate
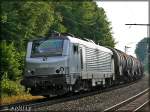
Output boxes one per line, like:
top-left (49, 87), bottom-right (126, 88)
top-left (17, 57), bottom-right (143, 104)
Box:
top-left (135, 37), bottom-right (149, 71)
top-left (1, 1), bottom-right (115, 81)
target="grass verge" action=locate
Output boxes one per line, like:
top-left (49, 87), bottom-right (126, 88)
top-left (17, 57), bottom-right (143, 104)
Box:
top-left (0, 93), bottom-right (44, 105)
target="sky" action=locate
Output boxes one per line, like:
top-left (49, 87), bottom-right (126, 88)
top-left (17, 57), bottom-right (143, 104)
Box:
top-left (97, 1), bottom-right (148, 57)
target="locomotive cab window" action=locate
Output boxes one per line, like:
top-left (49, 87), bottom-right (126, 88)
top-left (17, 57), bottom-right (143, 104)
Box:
top-left (73, 44), bottom-right (78, 54)
top-left (31, 39), bottom-right (64, 57)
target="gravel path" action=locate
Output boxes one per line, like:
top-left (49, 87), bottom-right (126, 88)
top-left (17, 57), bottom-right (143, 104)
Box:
top-left (35, 74), bottom-right (149, 112)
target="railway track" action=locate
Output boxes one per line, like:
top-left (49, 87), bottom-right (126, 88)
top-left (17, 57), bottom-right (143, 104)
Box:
top-left (0, 77), bottom-right (144, 111)
top-left (104, 88), bottom-right (150, 112)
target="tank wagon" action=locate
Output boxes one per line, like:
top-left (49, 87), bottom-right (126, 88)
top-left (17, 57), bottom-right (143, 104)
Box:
top-left (21, 32), bottom-right (143, 97)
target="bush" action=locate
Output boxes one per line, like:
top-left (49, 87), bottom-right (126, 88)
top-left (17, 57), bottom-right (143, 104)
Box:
top-left (0, 41), bottom-right (21, 80)
top-left (1, 73), bottom-right (25, 97)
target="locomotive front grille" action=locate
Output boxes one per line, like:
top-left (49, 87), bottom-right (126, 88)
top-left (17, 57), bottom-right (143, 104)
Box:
top-left (21, 74), bottom-right (67, 88)
top-left (35, 67), bottom-right (56, 75)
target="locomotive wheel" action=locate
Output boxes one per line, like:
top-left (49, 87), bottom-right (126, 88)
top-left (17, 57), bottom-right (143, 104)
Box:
top-left (105, 78), bottom-right (113, 88)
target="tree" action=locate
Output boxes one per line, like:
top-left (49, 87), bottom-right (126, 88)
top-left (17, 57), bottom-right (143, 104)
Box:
top-left (1, 1), bottom-right (55, 49)
top-left (51, 1), bottom-right (115, 47)
top-left (135, 37), bottom-right (149, 71)
top-left (135, 37), bottom-right (148, 62)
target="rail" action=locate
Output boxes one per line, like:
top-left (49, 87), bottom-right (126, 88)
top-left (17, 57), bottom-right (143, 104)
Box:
top-left (104, 88), bottom-right (150, 112)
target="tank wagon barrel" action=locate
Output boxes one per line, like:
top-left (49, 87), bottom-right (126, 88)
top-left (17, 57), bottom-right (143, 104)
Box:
top-left (108, 48), bottom-right (143, 82)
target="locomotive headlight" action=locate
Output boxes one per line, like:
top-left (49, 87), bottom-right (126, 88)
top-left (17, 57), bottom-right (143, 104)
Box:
top-left (56, 69), bottom-right (60, 73)
top-left (27, 70), bottom-right (31, 73)
top-left (31, 70), bottom-right (34, 75)
top-left (56, 67), bottom-right (64, 74)
top-left (27, 69), bottom-right (35, 75)
top-left (60, 67), bottom-right (64, 72)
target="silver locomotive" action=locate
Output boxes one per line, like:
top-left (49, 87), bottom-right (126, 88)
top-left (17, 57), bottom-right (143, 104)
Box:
top-left (21, 32), bottom-right (143, 97)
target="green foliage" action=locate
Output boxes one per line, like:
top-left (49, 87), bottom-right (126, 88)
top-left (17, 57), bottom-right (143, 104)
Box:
top-left (51, 2), bottom-right (115, 47)
top-left (135, 37), bottom-right (149, 71)
top-left (1, 1), bottom-right (115, 48)
top-left (135, 37), bottom-right (148, 62)
top-left (1, 1), bottom-right (55, 47)
top-left (143, 55), bottom-right (148, 72)
top-left (0, 41), bottom-right (21, 80)
top-left (1, 73), bottom-right (25, 96)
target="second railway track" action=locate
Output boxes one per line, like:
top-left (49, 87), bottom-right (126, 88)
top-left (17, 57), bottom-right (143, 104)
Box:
top-left (104, 88), bottom-right (150, 112)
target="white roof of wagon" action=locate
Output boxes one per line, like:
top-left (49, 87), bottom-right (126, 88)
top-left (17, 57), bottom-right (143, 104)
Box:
top-left (67, 36), bottom-right (113, 54)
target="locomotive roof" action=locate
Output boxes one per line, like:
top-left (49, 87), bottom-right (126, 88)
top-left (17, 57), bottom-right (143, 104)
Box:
top-left (67, 36), bottom-right (113, 54)
top-left (29, 35), bottom-right (112, 54)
